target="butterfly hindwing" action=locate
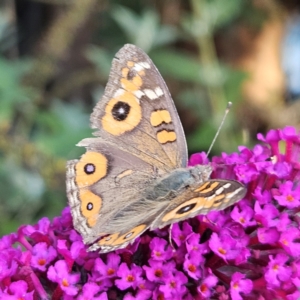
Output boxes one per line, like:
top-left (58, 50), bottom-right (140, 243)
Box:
top-left (66, 139), bottom-right (159, 247)
top-left (151, 179), bottom-right (246, 229)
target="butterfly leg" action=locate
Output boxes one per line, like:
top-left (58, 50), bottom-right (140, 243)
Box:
top-left (168, 224), bottom-right (176, 252)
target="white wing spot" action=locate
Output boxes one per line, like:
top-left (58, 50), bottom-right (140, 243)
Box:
top-left (139, 62), bottom-right (150, 69)
top-left (133, 64), bottom-right (144, 72)
top-left (144, 89), bottom-right (158, 100)
top-left (155, 87), bottom-right (164, 97)
top-left (223, 183), bottom-right (231, 189)
top-left (215, 187), bottom-right (224, 195)
top-left (134, 90), bottom-right (144, 99)
top-left (114, 89), bottom-right (124, 98)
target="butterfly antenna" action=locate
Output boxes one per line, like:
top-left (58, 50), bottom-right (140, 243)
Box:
top-left (206, 102), bottom-right (232, 159)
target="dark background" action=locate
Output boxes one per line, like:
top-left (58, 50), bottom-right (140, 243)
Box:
top-left (1, 0), bottom-right (299, 235)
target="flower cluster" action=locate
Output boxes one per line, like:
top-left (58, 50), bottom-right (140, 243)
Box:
top-left (1, 126), bottom-right (300, 299)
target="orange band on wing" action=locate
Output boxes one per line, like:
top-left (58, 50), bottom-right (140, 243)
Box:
top-left (162, 197), bottom-right (208, 222)
top-left (150, 110), bottom-right (172, 127)
top-left (79, 190), bottom-right (102, 227)
top-left (75, 152), bottom-right (108, 188)
top-left (121, 75), bottom-right (142, 92)
top-left (194, 182), bottom-right (219, 193)
top-left (156, 130), bottom-right (176, 144)
top-left (98, 224), bottom-right (147, 247)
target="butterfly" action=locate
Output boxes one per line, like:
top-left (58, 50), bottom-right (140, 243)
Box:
top-left (66, 44), bottom-right (246, 253)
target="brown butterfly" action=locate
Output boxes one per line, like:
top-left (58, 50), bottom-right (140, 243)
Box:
top-left (66, 44), bottom-right (246, 253)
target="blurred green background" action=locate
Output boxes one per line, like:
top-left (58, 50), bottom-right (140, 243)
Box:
top-left (1, 0), bottom-right (300, 235)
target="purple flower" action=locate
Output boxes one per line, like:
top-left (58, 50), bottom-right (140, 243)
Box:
top-left (77, 283), bottom-right (108, 300)
top-left (186, 232), bottom-right (208, 254)
top-left (47, 260), bottom-right (80, 296)
top-left (231, 201), bottom-right (256, 227)
top-left (264, 253), bottom-right (292, 287)
top-left (159, 270), bottom-right (188, 298)
top-left (188, 152), bottom-right (209, 166)
top-left (149, 237), bottom-right (173, 261)
top-left (1, 126), bottom-right (300, 299)
top-left (123, 289), bottom-right (152, 300)
top-left (209, 232), bottom-right (239, 261)
top-left (0, 249), bottom-right (19, 282)
top-left (257, 227), bottom-right (280, 244)
top-left (230, 272), bottom-right (253, 300)
top-left (92, 253), bottom-right (120, 280)
top-left (171, 222), bottom-right (193, 247)
top-left (115, 263), bottom-right (144, 290)
top-left (273, 180), bottom-right (300, 208)
top-left (31, 242), bottom-right (57, 272)
top-left (254, 202), bottom-right (279, 227)
top-left (144, 259), bottom-right (174, 283)
top-left (183, 251), bottom-right (203, 279)
top-left (2, 280), bottom-right (34, 300)
top-left (197, 275), bottom-right (218, 298)
top-left (279, 227), bottom-right (300, 256)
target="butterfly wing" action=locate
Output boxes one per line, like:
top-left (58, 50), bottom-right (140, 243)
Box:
top-left (66, 139), bottom-right (158, 247)
top-left (89, 44), bottom-right (188, 172)
top-left (150, 179), bottom-right (246, 229)
top-left (67, 44), bottom-right (191, 253)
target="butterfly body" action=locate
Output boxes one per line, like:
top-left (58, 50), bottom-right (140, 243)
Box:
top-left (66, 44), bottom-right (246, 253)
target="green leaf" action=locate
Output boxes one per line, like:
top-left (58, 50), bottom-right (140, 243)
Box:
top-left (151, 49), bottom-right (201, 82)
top-left (111, 6), bottom-right (177, 52)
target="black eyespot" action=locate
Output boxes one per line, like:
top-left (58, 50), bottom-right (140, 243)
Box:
top-left (176, 203), bottom-right (196, 214)
top-left (84, 163), bottom-right (95, 174)
top-left (87, 202), bottom-right (93, 211)
top-left (112, 101), bottom-right (131, 121)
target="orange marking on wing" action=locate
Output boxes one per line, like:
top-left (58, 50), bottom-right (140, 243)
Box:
top-left (138, 70), bottom-right (145, 76)
top-left (162, 197), bottom-right (207, 222)
top-left (121, 74), bottom-right (143, 92)
top-left (116, 169), bottom-right (133, 182)
top-left (79, 190), bottom-right (102, 227)
top-left (156, 130), bottom-right (176, 144)
top-left (122, 67), bottom-right (129, 77)
top-left (75, 152), bottom-right (108, 188)
top-left (101, 93), bottom-right (142, 135)
top-left (111, 224), bottom-right (147, 246)
top-left (127, 61), bottom-right (135, 67)
top-left (212, 194), bottom-right (225, 202)
top-left (194, 182), bottom-right (211, 192)
top-left (98, 233), bottom-right (119, 246)
top-left (150, 110), bottom-right (172, 127)
top-left (197, 182), bottom-right (219, 194)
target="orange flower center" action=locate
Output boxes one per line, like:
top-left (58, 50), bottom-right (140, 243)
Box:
top-left (107, 268), bottom-right (115, 276)
top-left (200, 284), bottom-right (208, 292)
top-left (38, 258), bottom-right (46, 266)
top-left (239, 217), bottom-right (245, 224)
top-left (126, 274), bottom-right (135, 282)
top-left (188, 264), bottom-right (197, 273)
top-left (155, 269), bottom-right (163, 277)
top-left (218, 248), bottom-right (227, 255)
top-left (62, 278), bottom-right (69, 287)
